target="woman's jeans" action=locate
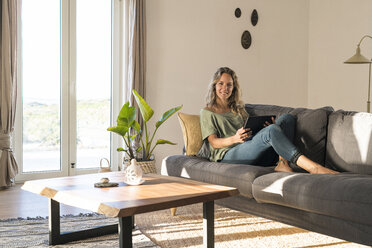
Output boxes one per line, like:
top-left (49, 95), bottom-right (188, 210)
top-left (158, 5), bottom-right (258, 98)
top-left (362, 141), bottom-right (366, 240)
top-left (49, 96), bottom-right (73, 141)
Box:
top-left (221, 114), bottom-right (302, 166)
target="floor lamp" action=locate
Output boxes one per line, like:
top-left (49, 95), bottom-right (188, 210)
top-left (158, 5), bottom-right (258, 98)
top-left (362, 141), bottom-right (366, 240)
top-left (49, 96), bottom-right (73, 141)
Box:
top-left (344, 35), bottom-right (372, 113)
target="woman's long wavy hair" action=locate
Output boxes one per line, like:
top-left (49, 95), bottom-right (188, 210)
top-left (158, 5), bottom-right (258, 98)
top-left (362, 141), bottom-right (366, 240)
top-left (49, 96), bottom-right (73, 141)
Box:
top-left (205, 67), bottom-right (247, 118)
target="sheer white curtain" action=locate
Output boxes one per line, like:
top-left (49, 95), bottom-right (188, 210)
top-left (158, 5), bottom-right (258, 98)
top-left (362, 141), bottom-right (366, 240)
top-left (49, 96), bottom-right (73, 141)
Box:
top-left (0, 0), bottom-right (18, 188)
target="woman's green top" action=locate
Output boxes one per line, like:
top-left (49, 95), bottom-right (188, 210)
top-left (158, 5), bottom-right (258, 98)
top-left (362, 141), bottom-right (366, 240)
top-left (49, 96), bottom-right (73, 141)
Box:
top-left (200, 109), bottom-right (246, 162)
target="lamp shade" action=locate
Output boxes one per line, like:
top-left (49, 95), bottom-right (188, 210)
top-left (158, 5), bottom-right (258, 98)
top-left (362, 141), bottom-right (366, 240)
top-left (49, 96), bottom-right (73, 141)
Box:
top-left (344, 46), bottom-right (371, 64)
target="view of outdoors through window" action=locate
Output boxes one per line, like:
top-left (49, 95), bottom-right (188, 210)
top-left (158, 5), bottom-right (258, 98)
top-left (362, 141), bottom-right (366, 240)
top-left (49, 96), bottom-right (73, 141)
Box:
top-left (76, 0), bottom-right (111, 169)
top-left (22, 0), bottom-right (61, 172)
top-left (22, 0), bottom-right (111, 173)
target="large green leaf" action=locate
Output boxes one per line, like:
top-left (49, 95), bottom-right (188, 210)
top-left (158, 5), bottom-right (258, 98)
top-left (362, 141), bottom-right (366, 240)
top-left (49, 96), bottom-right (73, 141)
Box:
top-left (155, 139), bottom-right (177, 145)
top-left (107, 126), bottom-right (128, 137)
top-left (155, 105), bottom-right (183, 128)
top-left (132, 89), bottom-right (154, 122)
top-left (117, 101), bottom-right (136, 127)
top-left (133, 120), bottom-right (141, 134)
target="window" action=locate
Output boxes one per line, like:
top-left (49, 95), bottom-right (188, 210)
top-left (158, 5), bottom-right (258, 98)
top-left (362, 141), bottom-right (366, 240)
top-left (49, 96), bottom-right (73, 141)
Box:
top-left (21, 0), bottom-right (61, 172)
top-left (16, 0), bottom-right (124, 180)
top-left (75, 0), bottom-right (111, 169)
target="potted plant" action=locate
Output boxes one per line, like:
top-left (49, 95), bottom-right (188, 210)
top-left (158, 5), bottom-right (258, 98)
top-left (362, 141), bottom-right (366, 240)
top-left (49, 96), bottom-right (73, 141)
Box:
top-left (107, 89), bottom-right (182, 173)
top-left (107, 101), bottom-right (140, 161)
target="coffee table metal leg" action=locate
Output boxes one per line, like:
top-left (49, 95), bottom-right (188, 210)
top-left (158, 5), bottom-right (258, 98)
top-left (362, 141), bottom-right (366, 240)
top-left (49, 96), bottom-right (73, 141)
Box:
top-left (48, 199), bottom-right (118, 245)
top-left (119, 216), bottom-right (133, 248)
top-left (203, 201), bottom-right (214, 248)
top-left (49, 199), bottom-right (61, 245)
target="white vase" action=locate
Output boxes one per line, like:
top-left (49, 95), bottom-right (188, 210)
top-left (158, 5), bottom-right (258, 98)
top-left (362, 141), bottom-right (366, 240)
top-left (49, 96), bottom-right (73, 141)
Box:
top-left (123, 159), bottom-right (143, 185)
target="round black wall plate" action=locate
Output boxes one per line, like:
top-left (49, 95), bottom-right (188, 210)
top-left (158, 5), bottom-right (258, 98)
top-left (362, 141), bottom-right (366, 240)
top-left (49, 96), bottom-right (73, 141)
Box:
top-left (235, 8), bottom-right (241, 18)
top-left (241, 31), bottom-right (252, 49)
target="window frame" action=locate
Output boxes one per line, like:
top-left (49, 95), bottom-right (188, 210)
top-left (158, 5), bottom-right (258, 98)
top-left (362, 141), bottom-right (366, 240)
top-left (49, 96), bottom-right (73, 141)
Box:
top-left (14, 0), bottom-right (125, 182)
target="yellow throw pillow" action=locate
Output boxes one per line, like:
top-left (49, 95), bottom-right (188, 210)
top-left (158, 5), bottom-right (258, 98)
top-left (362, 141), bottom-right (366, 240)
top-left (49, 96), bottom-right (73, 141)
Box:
top-left (177, 112), bottom-right (203, 156)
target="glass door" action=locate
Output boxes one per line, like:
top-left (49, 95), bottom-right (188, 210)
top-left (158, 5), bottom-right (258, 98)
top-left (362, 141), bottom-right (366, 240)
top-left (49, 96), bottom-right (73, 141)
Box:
top-left (72, 0), bottom-right (112, 174)
top-left (15, 0), bottom-right (115, 181)
top-left (16, 0), bottom-right (66, 180)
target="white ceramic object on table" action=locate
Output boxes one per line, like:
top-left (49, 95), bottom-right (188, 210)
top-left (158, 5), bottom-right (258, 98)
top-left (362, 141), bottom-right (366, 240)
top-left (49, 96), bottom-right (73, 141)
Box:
top-left (123, 159), bottom-right (144, 185)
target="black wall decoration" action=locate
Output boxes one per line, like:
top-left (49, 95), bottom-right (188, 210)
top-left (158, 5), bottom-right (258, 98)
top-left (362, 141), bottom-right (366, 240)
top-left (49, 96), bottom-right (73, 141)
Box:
top-left (251, 9), bottom-right (258, 26)
top-left (235, 7), bottom-right (259, 50)
top-left (241, 31), bottom-right (252, 49)
top-left (235, 8), bottom-right (241, 18)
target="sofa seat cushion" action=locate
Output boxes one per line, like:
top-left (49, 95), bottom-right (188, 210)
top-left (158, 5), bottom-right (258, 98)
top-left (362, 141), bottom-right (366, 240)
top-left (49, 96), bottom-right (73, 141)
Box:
top-left (252, 172), bottom-right (372, 225)
top-left (161, 155), bottom-right (274, 198)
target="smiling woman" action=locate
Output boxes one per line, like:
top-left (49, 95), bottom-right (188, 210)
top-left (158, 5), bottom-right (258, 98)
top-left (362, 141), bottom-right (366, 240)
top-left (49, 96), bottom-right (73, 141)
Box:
top-left (200, 67), bottom-right (338, 174)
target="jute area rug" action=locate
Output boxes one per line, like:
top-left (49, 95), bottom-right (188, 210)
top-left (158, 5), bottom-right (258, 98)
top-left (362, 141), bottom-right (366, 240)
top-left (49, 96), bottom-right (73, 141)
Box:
top-left (135, 203), bottom-right (368, 248)
top-left (0, 214), bottom-right (158, 248)
top-left (0, 204), bottom-right (368, 248)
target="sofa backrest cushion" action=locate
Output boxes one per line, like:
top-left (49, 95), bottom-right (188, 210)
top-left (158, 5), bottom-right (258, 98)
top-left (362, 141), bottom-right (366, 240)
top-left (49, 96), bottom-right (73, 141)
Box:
top-left (245, 104), bottom-right (334, 166)
top-left (291, 107), bottom-right (333, 166)
top-left (325, 110), bottom-right (372, 174)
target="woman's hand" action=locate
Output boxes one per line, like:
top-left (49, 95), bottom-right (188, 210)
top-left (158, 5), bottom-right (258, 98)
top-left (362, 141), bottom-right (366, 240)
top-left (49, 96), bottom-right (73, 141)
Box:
top-left (208, 128), bottom-right (252, 149)
top-left (264, 116), bottom-right (276, 127)
top-left (234, 127), bottom-right (252, 143)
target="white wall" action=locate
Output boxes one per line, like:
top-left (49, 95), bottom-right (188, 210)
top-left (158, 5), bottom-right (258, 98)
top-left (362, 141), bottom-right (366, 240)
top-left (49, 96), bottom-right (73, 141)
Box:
top-left (146, 0), bottom-right (310, 170)
top-left (308, 0), bottom-right (372, 111)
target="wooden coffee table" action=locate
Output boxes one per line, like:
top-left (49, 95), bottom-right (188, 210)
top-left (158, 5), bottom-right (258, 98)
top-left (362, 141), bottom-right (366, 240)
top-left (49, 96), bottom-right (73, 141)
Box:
top-left (22, 172), bottom-right (238, 248)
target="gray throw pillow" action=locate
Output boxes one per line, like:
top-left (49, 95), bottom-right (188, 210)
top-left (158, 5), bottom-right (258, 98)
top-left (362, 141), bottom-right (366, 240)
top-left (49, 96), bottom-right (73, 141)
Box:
top-left (290, 107), bottom-right (333, 166)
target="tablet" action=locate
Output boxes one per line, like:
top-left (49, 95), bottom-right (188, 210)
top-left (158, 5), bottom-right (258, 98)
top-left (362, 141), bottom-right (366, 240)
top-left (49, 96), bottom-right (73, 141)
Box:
top-left (244, 115), bottom-right (276, 136)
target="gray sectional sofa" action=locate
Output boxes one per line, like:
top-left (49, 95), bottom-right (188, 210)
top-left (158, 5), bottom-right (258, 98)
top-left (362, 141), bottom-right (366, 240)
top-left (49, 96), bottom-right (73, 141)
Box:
top-left (161, 104), bottom-right (372, 246)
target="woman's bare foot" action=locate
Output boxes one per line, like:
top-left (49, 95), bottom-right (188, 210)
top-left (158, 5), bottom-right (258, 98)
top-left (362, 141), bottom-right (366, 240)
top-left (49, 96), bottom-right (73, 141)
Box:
top-left (308, 165), bottom-right (339, 174)
top-left (296, 155), bottom-right (339, 174)
top-left (274, 158), bottom-right (293, 172)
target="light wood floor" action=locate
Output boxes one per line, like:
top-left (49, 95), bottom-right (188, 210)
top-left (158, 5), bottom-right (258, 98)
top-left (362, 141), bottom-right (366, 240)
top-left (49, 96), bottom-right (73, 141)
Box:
top-left (0, 184), bottom-right (92, 219)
